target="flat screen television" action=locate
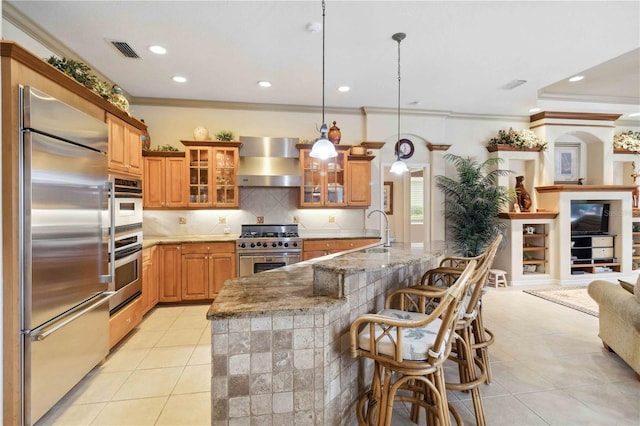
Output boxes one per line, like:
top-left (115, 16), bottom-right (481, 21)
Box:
top-left (570, 201), bottom-right (610, 234)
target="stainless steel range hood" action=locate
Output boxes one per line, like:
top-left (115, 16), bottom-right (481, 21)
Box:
top-left (237, 136), bottom-right (301, 187)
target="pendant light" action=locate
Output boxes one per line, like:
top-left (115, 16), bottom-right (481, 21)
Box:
top-left (390, 32), bottom-right (409, 174)
top-left (309, 0), bottom-right (338, 160)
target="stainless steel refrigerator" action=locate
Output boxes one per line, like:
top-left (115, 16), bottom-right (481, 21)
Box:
top-left (19, 86), bottom-right (114, 425)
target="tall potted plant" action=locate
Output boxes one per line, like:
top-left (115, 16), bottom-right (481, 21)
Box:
top-left (437, 154), bottom-right (514, 256)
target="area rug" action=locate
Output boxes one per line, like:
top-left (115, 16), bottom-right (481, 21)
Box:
top-left (523, 286), bottom-right (598, 317)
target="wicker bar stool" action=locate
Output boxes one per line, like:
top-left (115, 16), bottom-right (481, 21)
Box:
top-left (349, 261), bottom-right (477, 426)
top-left (409, 235), bottom-right (501, 426)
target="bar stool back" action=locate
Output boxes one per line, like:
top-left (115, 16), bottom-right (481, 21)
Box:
top-left (349, 260), bottom-right (477, 426)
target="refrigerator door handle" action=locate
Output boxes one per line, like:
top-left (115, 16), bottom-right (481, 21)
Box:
top-left (99, 180), bottom-right (116, 284)
top-left (30, 291), bottom-right (116, 342)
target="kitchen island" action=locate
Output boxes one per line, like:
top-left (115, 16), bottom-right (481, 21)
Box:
top-left (207, 242), bottom-right (444, 425)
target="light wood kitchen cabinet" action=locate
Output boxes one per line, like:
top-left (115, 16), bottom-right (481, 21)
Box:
top-left (141, 246), bottom-right (158, 315)
top-left (297, 145), bottom-right (375, 208)
top-left (303, 238), bottom-right (380, 260)
top-left (210, 252), bottom-right (235, 298)
top-left (299, 147), bottom-right (348, 207)
top-left (346, 158), bottom-right (373, 206)
top-left (181, 242), bottom-right (236, 300)
top-left (109, 295), bottom-right (143, 349)
top-left (143, 152), bottom-right (187, 208)
top-left (181, 140), bottom-right (240, 208)
top-left (158, 244), bottom-right (182, 302)
top-left (108, 113), bottom-right (143, 176)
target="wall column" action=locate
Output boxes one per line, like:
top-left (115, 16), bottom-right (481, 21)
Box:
top-left (428, 143), bottom-right (450, 245)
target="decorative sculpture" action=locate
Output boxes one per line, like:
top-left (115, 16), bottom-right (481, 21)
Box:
top-left (515, 175), bottom-right (532, 212)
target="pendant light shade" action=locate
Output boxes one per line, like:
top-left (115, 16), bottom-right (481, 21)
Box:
top-left (310, 0), bottom-right (337, 160)
top-left (390, 158), bottom-right (409, 174)
top-left (391, 32), bottom-right (407, 174)
top-left (309, 124), bottom-right (336, 159)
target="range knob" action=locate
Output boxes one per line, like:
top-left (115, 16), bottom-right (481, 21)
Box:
top-left (272, 242), bottom-right (277, 248)
top-left (250, 243), bottom-right (256, 248)
top-left (278, 241), bottom-right (283, 246)
top-left (293, 242), bottom-right (298, 247)
top-left (239, 243), bottom-right (246, 248)
top-left (256, 242), bottom-right (262, 247)
top-left (284, 242), bottom-right (289, 247)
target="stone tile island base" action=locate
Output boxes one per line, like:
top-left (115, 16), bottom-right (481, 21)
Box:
top-left (208, 243), bottom-right (440, 425)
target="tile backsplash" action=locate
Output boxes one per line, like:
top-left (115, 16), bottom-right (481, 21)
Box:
top-left (143, 187), bottom-right (373, 237)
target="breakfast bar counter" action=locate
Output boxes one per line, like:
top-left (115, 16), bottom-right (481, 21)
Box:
top-left (206, 242), bottom-right (444, 425)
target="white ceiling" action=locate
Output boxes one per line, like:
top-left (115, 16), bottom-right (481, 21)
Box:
top-left (4, 1), bottom-right (640, 120)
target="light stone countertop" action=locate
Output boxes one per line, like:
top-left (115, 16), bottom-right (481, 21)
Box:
top-left (207, 241), bottom-right (445, 319)
top-left (142, 234), bottom-right (239, 248)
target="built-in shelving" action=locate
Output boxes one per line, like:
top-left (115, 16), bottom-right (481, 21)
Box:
top-left (494, 213), bottom-right (557, 286)
top-left (522, 224), bottom-right (548, 274)
top-left (570, 234), bottom-right (619, 274)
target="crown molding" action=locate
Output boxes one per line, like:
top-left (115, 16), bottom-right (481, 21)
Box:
top-left (131, 96), bottom-right (362, 115)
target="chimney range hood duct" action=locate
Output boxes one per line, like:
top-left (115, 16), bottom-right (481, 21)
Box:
top-left (237, 136), bottom-right (301, 187)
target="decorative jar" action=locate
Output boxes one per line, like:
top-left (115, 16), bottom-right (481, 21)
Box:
top-left (328, 121), bottom-right (341, 144)
top-left (193, 126), bottom-right (210, 141)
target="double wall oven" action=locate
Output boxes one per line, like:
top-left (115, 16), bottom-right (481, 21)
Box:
top-left (237, 224), bottom-right (302, 277)
top-left (109, 176), bottom-right (143, 313)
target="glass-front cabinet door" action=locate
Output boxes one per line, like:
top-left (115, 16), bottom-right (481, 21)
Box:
top-left (213, 147), bottom-right (238, 207)
top-left (187, 147), bottom-right (211, 207)
top-left (183, 141), bottom-right (240, 208)
top-left (301, 149), bottom-right (324, 206)
top-left (299, 148), bottom-right (347, 207)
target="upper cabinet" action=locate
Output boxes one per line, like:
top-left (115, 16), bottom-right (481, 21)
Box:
top-left (346, 156), bottom-right (373, 206)
top-left (108, 113), bottom-right (143, 177)
top-left (181, 140), bottom-right (241, 208)
top-left (298, 145), bottom-right (375, 208)
top-left (143, 152), bottom-right (187, 208)
top-left (299, 147), bottom-right (348, 207)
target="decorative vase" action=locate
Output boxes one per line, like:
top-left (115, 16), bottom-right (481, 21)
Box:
top-left (328, 121), bottom-right (341, 145)
top-left (193, 126), bottom-right (210, 141)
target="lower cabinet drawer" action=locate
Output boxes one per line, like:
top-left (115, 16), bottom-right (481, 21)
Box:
top-left (592, 247), bottom-right (614, 258)
top-left (109, 296), bottom-right (143, 349)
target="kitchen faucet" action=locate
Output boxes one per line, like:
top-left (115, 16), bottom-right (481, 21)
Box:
top-left (367, 209), bottom-right (391, 247)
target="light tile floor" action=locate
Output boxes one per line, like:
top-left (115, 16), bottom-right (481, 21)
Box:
top-left (37, 288), bottom-right (640, 425)
top-left (37, 304), bottom-right (212, 426)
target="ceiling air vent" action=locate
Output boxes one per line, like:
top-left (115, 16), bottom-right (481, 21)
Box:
top-left (108, 40), bottom-right (140, 59)
top-left (499, 79), bottom-right (527, 90)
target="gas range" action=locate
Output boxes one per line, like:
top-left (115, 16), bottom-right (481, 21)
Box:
top-left (236, 224), bottom-right (303, 277)
top-left (236, 224), bottom-right (303, 254)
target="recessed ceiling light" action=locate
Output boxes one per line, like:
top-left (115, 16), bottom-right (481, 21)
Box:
top-left (337, 86), bottom-right (350, 92)
top-left (529, 107), bottom-right (541, 113)
top-left (258, 81), bottom-right (272, 88)
top-left (568, 75), bottom-right (584, 82)
top-left (172, 76), bottom-right (187, 83)
top-left (148, 45), bottom-right (167, 55)
top-left (629, 112), bottom-right (640, 117)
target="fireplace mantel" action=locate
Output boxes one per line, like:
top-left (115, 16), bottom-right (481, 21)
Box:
top-left (536, 185), bottom-right (636, 193)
